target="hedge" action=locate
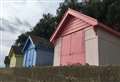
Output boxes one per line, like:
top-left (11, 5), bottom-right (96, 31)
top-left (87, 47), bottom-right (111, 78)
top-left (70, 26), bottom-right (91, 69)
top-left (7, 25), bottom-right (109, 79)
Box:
top-left (0, 65), bottom-right (120, 82)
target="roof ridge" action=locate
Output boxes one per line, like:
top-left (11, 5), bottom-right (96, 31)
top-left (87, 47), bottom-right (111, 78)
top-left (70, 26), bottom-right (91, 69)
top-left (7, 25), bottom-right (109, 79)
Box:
top-left (68, 8), bottom-right (98, 26)
top-left (50, 8), bottom-right (98, 42)
top-left (50, 9), bottom-right (120, 43)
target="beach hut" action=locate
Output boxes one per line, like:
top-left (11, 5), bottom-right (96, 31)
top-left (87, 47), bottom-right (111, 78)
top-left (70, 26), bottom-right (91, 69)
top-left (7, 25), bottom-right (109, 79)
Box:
top-left (9, 46), bottom-right (23, 67)
top-left (23, 35), bottom-right (54, 67)
top-left (50, 9), bottom-right (120, 66)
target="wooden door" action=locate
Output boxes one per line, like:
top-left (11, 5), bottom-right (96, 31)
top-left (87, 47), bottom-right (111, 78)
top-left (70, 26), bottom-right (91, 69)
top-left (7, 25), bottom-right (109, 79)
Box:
top-left (60, 30), bottom-right (85, 65)
top-left (61, 34), bottom-right (71, 65)
top-left (70, 31), bottom-right (85, 64)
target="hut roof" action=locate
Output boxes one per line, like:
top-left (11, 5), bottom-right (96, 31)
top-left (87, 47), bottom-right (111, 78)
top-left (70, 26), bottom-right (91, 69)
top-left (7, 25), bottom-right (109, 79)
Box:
top-left (50, 8), bottom-right (120, 44)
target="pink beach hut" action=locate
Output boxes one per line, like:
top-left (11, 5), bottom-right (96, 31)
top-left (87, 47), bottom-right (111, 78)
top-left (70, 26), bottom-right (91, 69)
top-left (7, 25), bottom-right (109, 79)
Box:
top-left (50, 9), bottom-right (120, 66)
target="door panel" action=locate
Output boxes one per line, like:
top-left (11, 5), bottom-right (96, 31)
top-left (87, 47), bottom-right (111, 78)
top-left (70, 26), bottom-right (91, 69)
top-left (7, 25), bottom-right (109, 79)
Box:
top-left (61, 54), bottom-right (84, 65)
top-left (70, 31), bottom-right (85, 64)
top-left (61, 34), bottom-right (71, 56)
top-left (61, 34), bottom-right (71, 65)
top-left (71, 31), bottom-right (82, 54)
top-left (61, 55), bottom-right (73, 65)
top-left (61, 30), bottom-right (85, 65)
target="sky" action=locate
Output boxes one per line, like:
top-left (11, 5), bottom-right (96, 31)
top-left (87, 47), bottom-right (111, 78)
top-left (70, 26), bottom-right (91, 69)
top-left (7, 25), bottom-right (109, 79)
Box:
top-left (0, 0), bottom-right (64, 67)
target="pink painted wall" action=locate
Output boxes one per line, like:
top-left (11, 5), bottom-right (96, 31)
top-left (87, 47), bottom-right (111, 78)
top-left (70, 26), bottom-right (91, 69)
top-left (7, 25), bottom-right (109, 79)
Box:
top-left (59, 16), bottom-right (89, 66)
top-left (52, 9), bottom-right (120, 66)
top-left (60, 31), bottom-right (85, 65)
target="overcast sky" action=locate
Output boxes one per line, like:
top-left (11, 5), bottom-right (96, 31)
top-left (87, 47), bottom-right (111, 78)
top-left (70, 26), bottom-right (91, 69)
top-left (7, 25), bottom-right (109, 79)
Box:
top-left (0, 0), bottom-right (64, 67)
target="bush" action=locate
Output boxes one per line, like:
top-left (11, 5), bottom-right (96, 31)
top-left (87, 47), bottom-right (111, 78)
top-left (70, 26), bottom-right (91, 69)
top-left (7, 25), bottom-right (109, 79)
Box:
top-left (0, 65), bottom-right (120, 82)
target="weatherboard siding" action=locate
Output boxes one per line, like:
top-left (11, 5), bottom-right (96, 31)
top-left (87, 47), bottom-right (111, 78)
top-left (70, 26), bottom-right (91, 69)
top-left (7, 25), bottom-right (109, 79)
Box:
top-left (36, 47), bottom-right (53, 66)
top-left (62, 16), bottom-right (90, 36)
top-left (23, 40), bottom-right (37, 67)
top-left (23, 36), bottom-right (54, 67)
top-left (51, 9), bottom-right (120, 66)
top-left (10, 53), bottom-right (16, 67)
top-left (97, 28), bottom-right (120, 65)
top-left (16, 55), bottom-right (23, 67)
top-left (57, 16), bottom-right (89, 66)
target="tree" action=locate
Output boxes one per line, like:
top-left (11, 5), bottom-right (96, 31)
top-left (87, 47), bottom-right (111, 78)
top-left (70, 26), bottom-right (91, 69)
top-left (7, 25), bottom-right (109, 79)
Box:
top-left (15, 33), bottom-right (28, 49)
top-left (15, 0), bottom-right (120, 48)
top-left (84, 0), bottom-right (120, 31)
top-left (31, 13), bottom-right (57, 39)
top-left (57, 0), bottom-right (120, 31)
top-left (15, 13), bottom-right (56, 48)
top-left (56, 0), bottom-right (81, 22)
top-left (105, 0), bottom-right (120, 31)
top-left (4, 56), bottom-right (10, 68)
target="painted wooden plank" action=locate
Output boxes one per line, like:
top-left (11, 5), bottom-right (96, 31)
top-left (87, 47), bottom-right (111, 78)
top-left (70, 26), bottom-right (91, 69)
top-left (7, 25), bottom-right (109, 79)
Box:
top-left (61, 16), bottom-right (90, 36)
top-left (60, 34), bottom-right (71, 65)
top-left (60, 30), bottom-right (85, 65)
top-left (53, 38), bottom-right (61, 66)
top-left (70, 31), bottom-right (85, 64)
top-left (61, 34), bottom-right (71, 56)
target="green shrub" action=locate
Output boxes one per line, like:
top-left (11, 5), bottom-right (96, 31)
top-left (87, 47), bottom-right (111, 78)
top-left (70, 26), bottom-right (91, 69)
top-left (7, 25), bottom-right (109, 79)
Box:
top-left (0, 65), bottom-right (120, 82)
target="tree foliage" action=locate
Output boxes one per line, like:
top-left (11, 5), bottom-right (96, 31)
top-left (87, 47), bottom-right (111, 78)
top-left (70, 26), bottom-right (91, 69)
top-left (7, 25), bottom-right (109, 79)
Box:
top-left (57, 0), bottom-right (120, 31)
top-left (105, 0), bottom-right (120, 30)
top-left (4, 56), bottom-right (10, 68)
top-left (56, 0), bottom-right (81, 22)
top-left (15, 13), bottom-right (56, 48)
top-left (15, 33), bottom-right (28, 49)
top-left (31, 13), bottom-right (57, 39)
top-left (82, 0), bottom-right (120, 31)
top-left (15, 0), bottom-right (120, 48)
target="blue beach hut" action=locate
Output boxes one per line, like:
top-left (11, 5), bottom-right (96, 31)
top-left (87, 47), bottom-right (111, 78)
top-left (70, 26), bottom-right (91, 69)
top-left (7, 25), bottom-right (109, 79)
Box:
top-left (23, 35), bottom-right (54, 67)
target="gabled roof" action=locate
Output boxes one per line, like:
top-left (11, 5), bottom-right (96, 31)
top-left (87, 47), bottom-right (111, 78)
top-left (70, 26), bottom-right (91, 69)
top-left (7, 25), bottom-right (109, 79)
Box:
top-left (9, 46), bottom-right (22, 57)
top-left (50, 8), bottom-right (120, 43)
top-left (31, 35), bottom-right (53, 48)
top-left (23, 35), bottom-right (53, 51)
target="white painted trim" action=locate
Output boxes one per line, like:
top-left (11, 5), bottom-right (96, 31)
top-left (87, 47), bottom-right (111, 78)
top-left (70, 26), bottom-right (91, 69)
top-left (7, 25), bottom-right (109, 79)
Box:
top-left (22, 36), bottom-right (35, 52)
top-left (29, 36), bottom-right (35, 46)
top-left (84, 27), bottom-right (99, 66)
top-left (22, 36), bottom-right (30, 52)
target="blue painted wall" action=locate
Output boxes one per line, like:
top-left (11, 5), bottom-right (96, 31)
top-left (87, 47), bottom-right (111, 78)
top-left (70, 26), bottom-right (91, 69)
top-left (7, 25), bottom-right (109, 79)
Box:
top-left (23, 36), bottom-right (54, 67)
top-left (23, 38), bottom-right (37, 67)
top-left (36, 47), bottom-right (54, 66)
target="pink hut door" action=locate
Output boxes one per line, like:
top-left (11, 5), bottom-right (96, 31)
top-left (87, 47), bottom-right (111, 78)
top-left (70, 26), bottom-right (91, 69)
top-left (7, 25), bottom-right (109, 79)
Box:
top-left (61, 34), bottom-right (71, 65)
top-left (60, 30), bottom-right (85, 66)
